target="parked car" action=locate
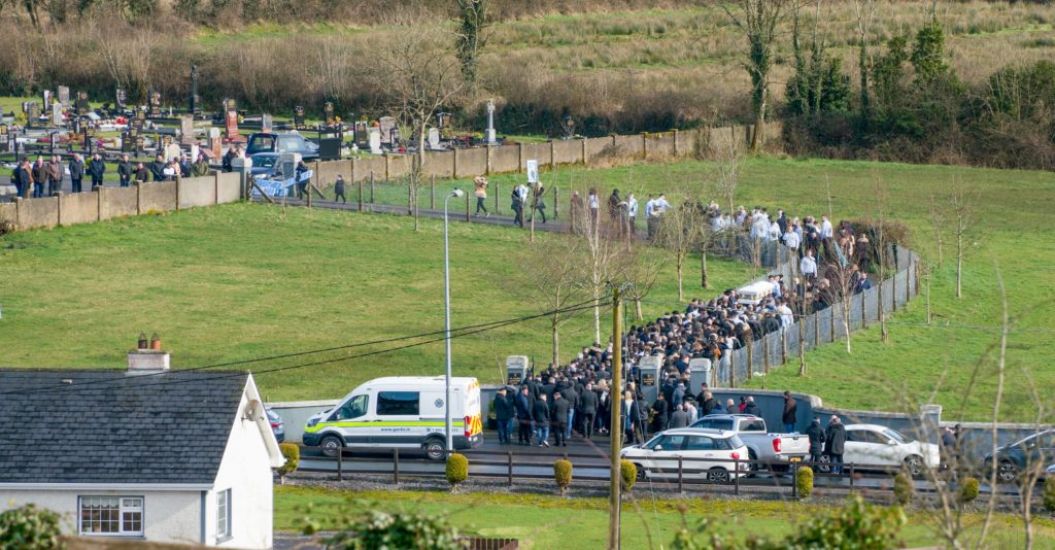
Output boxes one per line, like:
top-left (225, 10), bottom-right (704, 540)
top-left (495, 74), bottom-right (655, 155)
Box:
top-left (816, 424), bottom-right (940, 478)
top-left (266, 407), bottom-right (285, 443)
top-left (690, 414), bottom-right (810, 472)
top-left (620, 428), bottom-right (749, 483)
top-left (246, 132), bottom-right (319, 161)
top-left (983, 430), bottom-right (1055, 483)
top-left (249, 152), bottom-right (281, 177)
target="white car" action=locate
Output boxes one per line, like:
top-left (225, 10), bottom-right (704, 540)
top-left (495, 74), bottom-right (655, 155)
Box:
top-left (620, 428), bottom-right (749, 483)
top-left (821, 424), bottom-right (940, 478)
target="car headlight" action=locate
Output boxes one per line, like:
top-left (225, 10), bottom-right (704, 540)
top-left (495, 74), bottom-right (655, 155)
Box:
top-left (307, 417), bottom-right (320, 428)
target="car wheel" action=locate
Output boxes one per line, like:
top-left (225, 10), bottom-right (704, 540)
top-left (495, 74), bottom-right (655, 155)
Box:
top-left (635, 464), bottom-right (647, 481)
top-left (424, 438), bottom-right (447, 461)
top-left (904, 455), bottom-right (925, 478)
top-left (320, 435), bottom-right (343, 458)
top-left (707, 467), bottom-right (730, 484)
top-left (747, 449), bottom-right (760, 475)
top-left (997, 460), bottom-right (1019, 483)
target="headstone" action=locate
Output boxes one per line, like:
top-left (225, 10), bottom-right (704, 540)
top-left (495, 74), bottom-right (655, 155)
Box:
top-left (636, 355), bottom-right (664, 403)
top-left (427, 127), bottom-right (440, 149)
top-left (209, 128), bottom-right (222, 158)
top-left (485, 99), bottom-right (496, 144)
top-left (526, 159), bottom-right (539, 184)
top-left (24, 102), bottom-right (39, 128)
top-left (354, 120), bottom-right (368, 144)
top-left (51, 103), bottom-right (63, 127)
top-left (180, 115), bottom-right (195, 145)
top-left (134, 134), bottom-right (146, 154)
top-left (149, 90), bottom-right (161, 117)
top-left (378, 116), bottom-right (396, 144)
top-left (121, 131), bottom-right (133, 152)
top-left (190, 143), bottom-right (200, 163)
top-left (43, 90), bottom-right (52, 108)
top-left (164, 140), bottom-right (181, 162)
top-left (115, 87), bottom-right (127, 109)
top-left (225, 108), bottom-right (239, 140)
top-left (505, 355), bottom-right (530, 386)
top-left (293, 106), bottom-right (304, 129)
top-left (133, 109), bottom-right (146, 135)
top-left (57, 86), bottom-right (70, 107)
top-left (368, 129), bottom-right (382, 155)
top-left (0, 125), bottom-right (8, 153)
top-left (324, 102), bottom-right (335, 127)
top-left (75, 92), bottom-right (90, 116)
top-left (261, 113), bottom-right (273, 133)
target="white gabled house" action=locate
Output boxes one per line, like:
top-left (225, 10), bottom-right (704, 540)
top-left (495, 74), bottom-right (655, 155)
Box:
top-left (0, 349), bottom-right (285, 548)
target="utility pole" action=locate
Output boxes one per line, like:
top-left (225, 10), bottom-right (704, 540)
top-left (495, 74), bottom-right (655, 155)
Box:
top-left (608, 286), bottom-right (623, 550)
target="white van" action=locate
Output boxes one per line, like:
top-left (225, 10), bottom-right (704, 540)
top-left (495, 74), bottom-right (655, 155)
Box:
top-left (302, 376), bottom-right (483, 460)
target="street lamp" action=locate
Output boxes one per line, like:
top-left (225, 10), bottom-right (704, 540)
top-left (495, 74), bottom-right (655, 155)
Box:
top-left (443, 188), bottom-right (464, 453)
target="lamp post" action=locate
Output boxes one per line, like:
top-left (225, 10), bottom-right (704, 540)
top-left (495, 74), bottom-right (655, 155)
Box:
top-left (443, 188), bottom-right (464, 453)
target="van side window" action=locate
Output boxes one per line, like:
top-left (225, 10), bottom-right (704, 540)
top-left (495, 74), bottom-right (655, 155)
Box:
top-left (334, 394), bottom-right (368, 420)
top-left (377, 392), bottom-right (420, 416)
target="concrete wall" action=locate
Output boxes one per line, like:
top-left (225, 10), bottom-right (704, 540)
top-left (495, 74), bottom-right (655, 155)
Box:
top-left (0, 202), bottom-right (15, 226)
top-left (19, 196), bottom-right (59, 229)
top-left (60, 192), bottom-right (99, 226)
top-left (0, 489), bottom-right (202, 546)
top-left (177, 177), bottom-right (215, 209)
top-left (217, 173), bottom-right (242, 204)
top-left (139, 182), bottom-right (178, 213)
top-left (267, 400), bottom-right (338, 444)
top-left (427, 151), bottom-right (455, 178)
top-left (458, 148), bottom-right (488, 177)
top-left (100, 187), bottom-right (139, 220)
top-left (553, 139), bottom-right (582, 165)
top-left (492, 144), bottom-right (520, 173)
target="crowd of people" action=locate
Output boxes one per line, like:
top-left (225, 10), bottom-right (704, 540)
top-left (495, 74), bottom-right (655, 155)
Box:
top-left (9, 151), bottom-right (212, 199)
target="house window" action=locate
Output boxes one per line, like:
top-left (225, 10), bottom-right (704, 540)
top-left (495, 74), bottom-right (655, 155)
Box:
top-left (79, 496), bottom-right (143, 536)
top-left (217, 489), bottom-right (232, 541)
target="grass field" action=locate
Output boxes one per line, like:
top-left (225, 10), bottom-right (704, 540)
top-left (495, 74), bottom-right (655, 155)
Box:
top-left (1, 156), bottom-right (1052, 421)
top-left (273, 486), bottom-right (1055, 548)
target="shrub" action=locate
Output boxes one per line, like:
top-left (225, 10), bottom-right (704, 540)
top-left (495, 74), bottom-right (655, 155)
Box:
top-left (554, 459), bottom-right (573, 496)
top-left (796, 465), bottom-right (814, 499)
top-left (959, 477), bottom-right (980, 505)
top-left (446, 453), bottom-right (469, 489)
top-left (0, 504), bottom-right (63, 550)
top-left (620, 460), bottom-right (637, 492)
top-left (277, 442), bottom-right (300, 484)
top-left (788, 494), bottom-right (906, 548)
top-left (1044, 477), bottom-right (1055, 514)
top-left (893, 472), bottom-right (913, 506)
top-left (327, 509), bottom-right (462, 550)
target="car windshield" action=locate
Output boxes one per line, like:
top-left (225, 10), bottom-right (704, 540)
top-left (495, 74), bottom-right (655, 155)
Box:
top-left (883, 428), bottom-right (907, 444)
top-left (254, 156), bottom-right (277, 168)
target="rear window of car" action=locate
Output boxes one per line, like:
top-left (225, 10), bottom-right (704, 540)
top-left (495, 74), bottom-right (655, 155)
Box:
top-left (741, 420), bottom-right (766, 432)
top-left (695, 418), bottom-right (733, 430)
top-left (728, 435), bottom-right (745, 449)
top-left (250, 136), bottom-right (275, 152)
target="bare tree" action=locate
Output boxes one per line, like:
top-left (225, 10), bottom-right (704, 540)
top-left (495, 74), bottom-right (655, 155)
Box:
top-left (575, 203), bottom-right (635, 345)
top-left (873, 177), bottom-right (890, 343)
top-left (456, 0), bottom-right (489, 96)
top-left (950, 184), bottom-right (972, 299)
top-left (927, 193), bottom-right (946, 270)
top-left (373, 27), bottom-right (464, 231)
top-left (519, 236), bottom-right (588, 369)
top-left (656, 195), bottom-right (705, 302)
top-left (713, 135), bottom-right (744, 216)
top-left (721, 0), bottom-right (794, 151)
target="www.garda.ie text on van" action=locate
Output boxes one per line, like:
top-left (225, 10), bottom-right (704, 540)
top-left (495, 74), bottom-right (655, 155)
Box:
top-left (302, 376), bottom-right (483, 460)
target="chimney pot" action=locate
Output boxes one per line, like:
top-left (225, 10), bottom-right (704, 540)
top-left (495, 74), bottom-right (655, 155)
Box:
top-left (137, 332), bottom-right (148, 350)
top-left (150, 333), bottom-right (162, 351)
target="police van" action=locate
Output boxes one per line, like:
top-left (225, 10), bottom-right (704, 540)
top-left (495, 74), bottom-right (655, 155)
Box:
top-left (302, 376), bottom-right (483, 460)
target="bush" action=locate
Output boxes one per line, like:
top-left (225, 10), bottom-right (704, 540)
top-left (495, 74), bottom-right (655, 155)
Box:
top-left (1044, 477), bottom-right (1055, 514)
top-left (554, 459), bottom-right (573, 496)
top-left (446, 453), bottom-right (469, 489)
top-left (959, 477), bottom-right (980, 505)
top-left (0, 504), bottom-right (63, 550)
top-left (620, 460), bottom-right (637, 492)
top-left (796, 465), bottom-right (814, 499)
top-left (893, 472), bottom-right (913, 506)
top-left (327, 509), bottom-right (462, 550)
top-left (788, 494), bottom-right (906, 548)
top-left (277, 442), bottom-right (300, 484)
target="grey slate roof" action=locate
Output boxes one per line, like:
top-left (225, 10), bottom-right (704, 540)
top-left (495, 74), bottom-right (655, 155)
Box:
top-left (0, 369), bottom-right (249, 485)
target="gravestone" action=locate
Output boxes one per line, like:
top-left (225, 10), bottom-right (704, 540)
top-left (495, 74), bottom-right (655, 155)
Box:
top-left (23, 102), bottom-right (39, 128)
top-left (180, 115), bottom-right (195, 145)
top-left (149, 90), bottom-right (162, 117)
top-left (378, 116), bottom-right (396, 144)
top-left (0, 125), bottom-right (9, 153)
top-left (133, 109), bottom-right (146, 135)
top-left (485, 99), bottom-right (496, 144)
top-left (51, 102), bottom-right (63, 127)
top-left (57, 86), bottom-right (70, 107)
top-left (324, 102), bottom-right (335, 127)
top-left (261, 113), bottom-right (273, 133)
top-left (208, 127), bottom-right (222, 158)
top-left (293, 105), bottom-right (305, 129)
top-left (225, 102), bottom-right (240, 140)
top-left (427, 127), bottom-right (440, 149)
top-left (368, 129), bottom-right (382, 155)
top-left (190, 143), bottom-right (200, 163)
top-left (115, 87), bottom-right (127, 109)
top-left (354, 120), bottom-right (368, 145)
top-left (43, 90), bottom-right (52, 108)
top-left (75, 92), bottom-right (90, 116)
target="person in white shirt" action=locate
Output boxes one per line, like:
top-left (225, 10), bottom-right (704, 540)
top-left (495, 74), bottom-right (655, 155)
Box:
top-left (783, 223), bottom-right (801, 251)
top-left (777, 302), bottom-right (794, 329)
top-left (626, 193), bottom-right (639, 233)
top-left (587, 188), bottom-right (600, 231)
top-left (767, 219), bottom-right (781, 241)
top-left (820, 216), bottom-right (834, 240)
top-left (800, 249), bottom-right (818, 279)
top-left (653, 193), bottom-right (670, 214)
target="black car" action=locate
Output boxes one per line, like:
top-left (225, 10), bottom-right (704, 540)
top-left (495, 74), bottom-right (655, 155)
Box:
top-left (983, 430), bottom-right (1054, 483)
top-left (246, 132), bottom-right (319, 161)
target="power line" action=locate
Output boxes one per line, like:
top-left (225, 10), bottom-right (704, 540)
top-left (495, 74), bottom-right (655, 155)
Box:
top-left (0, 299), bottom-right (609, 397)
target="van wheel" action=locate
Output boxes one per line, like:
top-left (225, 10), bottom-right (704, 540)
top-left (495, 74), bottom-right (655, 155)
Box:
top-left (635, 464), bottom-right (647, 481)
top-left (424, 438), bottom-right (447, 461)
top-left (707, 467), bottom-right (730, 484)
top-left (320, 435), bottom-right (343, 458)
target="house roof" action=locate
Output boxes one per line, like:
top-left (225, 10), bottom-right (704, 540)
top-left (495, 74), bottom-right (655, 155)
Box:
top-left (0, 369), bottom-right (250, 485)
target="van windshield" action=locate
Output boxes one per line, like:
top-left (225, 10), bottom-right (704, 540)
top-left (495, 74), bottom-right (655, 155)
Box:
top-left (333, 394), bottom-right (368, 420)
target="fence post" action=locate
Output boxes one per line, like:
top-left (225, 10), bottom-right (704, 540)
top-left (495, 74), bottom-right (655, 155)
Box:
top-left (393, 448), bottom-right (400, 484)
top-left (307, 183), bottom-right (312, 208)
top-left (518, 143), bottom-right (524, 173)
top-left (549, 140), bottom-right (556, 171)
top-left (763, 335), bottom-right (771, 376)
top-left (554, 187), bottom-right (559, 220)
top-left (830, 310), bottom-right (836, 343)
top-left (370, 172), bottom-right (375, 203)
top-left (407, 183), bottom-right (412, 215)
top-left (336, 449), bottom-right (343, 482)
top-left (581, 137), bottom-right (588, 166)
top-left (453, 148), bottom-right (459, 179)
top-left (135, 183), bottom-right (142, 215)
top-left (507, 452), bottom-right (514, 487)
top-left (892, 270), bottom-right (898, 312)
top-left (384, 153), bottom-right (390, 182)
top-left (849, 464), bottom-right (855, 489)
top-left (861, 291), bottom-right (868, 328)
top-left (813, 313), bottom-right (820, 347)
top-left (729, 352), bottom-right (736, 388)
top-left (746, 339), bottom-right (754, 381)
top-left (678, 456), bottom-right (684, 493)
top-left (358, 179), bottom-right (364, 212)
top-left (641, 132), bottom-right (648, 160)
top-left (465, 192), bottom-right (470, 222)
top-left (174, 176), bottom-right (181, 211)
top-left (780, 330), bottom-right (787, 365)
top-left (486, 144), bottom-right (493, 175)
top-left (673, 129), bottom-right (680, 157)
top-left (430, 175), bottom-right (436, 210)
top-left (494, 183), bottom-right (500, 214)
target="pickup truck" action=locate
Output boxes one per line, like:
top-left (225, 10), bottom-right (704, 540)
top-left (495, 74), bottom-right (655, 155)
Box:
top-left (690, 414), bottom-right (809, 473)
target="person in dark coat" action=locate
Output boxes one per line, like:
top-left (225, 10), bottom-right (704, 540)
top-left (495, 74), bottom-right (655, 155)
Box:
top-left (578, 382), bottom-right (599, 440)
top-left (149, 155), bottom-right (166, 182)
top-left (699, 390), bottom-right (719, 416)
top-left (560, 384), bottom-right (578, 440)
top-left (493, 387), bottom-right (515, 444)
top-left (550, 392), bottom-right (571, 447)
top-left (782, 391), bottom-right (798, 433)
top-left (68, 154), bottom-right (85, 193)
top-left (334, 174), bottom-right (347, 203)
top-left (651, 392), bottom-right (670, 433)
top-left (295, 160), bottom-right (309, 199)
top-left (117, 153), bottom-right (133, 187)
top-left (806, 418), bottom-right (825, 464)
top-left (31, 157), bottom-right (47, 198)
top-left (825, 416), bottom-right (846, 475)
top-left (743, 396), bottom-right (761, 417)
top-left (533, 394), bottom-right (551, 447)
top-left (47, 155), bottom-right (62, 196)
top-left (134, 162), bottom-right (149, 183)
top-left (12, 158), bottom-right (32, 198)
top-left (514, 386), bottom-right (534, 446)
top-left (87, 153), bottom-right (106, 189)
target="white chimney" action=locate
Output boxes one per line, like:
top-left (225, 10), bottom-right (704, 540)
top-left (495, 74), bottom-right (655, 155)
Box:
top-left (127, 333), bottom-right (170, 374)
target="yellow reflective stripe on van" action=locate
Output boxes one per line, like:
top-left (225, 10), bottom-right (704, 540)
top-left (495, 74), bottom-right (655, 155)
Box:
top-left (305, 420), bottom-right (466, 434)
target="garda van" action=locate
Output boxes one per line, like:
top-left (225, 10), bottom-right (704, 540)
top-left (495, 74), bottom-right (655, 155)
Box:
top-left (302, 376), bottom-right (483, 461)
